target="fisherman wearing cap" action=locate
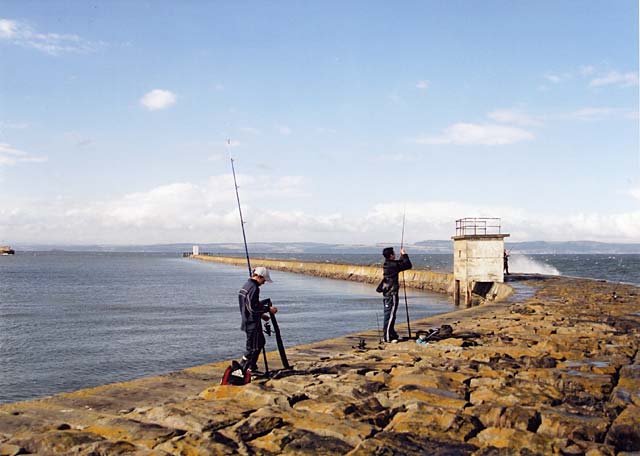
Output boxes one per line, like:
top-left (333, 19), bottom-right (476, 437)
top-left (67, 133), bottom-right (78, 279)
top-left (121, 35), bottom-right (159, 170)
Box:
top-left (378, 247), bottom-right (412, 343)
top-left (238, 266), bottom-right (278, 373)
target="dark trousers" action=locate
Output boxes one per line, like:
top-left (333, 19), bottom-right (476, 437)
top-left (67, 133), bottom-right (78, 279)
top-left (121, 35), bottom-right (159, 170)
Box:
top-left (241, 324), bottom-right (265, 371)
top-left (383, 293), bottom-right (400, 342)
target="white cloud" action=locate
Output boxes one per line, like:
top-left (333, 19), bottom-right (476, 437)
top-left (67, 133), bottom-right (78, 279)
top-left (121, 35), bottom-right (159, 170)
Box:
top-left (278, 125), bottom-right (292, 135)
top-left (589, 71), bottom-right (639, 88)
top-left (0, 18), bottom-right (103, 55)
top-left (363, 201), bottom-right (640, 244)
top-left (491, 106), bottom-right (632, 124)
top-left (140, 89), bottom-right (177, 111)
top-left (0, 18), bottom-right (18, 38)
top-left (487, 109), bottom-right (543, 127)
top-left (0, 143), bottom-right (47, 166)
top-left (630, 187), bottom-right (640, 201)
top-left (374, 152), bottom-right (416, 162)
top-left (387, 92), bottom-right (403, 104)
top-left (315, 127), bottom-right (337, 134)
top-left (0, 174), bottom-right (311, 244)
top-left (207, 153), bottom-right (226, 162)
top-left (411, 123), bottom-right (534, 146)
top-left (0, 121), bottom-right (29, 130)
top-left (561, 107), bottom-right (617, 121)
top-left (416, 80), bottom-right (430, 90)
top-left (544, 72), bottom-right (572, 83)
top-left (580, 65), bottom-right (596, 76)
top-left (64, 131), bottom-right (94, 148)
top-left (240, 127), bottom-right (260, 135)
top-left (208, 139), bottom-right (240, 161)
top-left (1, 187), bottom-right (639, 244)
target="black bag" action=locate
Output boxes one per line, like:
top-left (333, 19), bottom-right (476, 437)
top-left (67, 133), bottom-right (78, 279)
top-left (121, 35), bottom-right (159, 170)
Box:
top-left (220, 360), bottom-right (251, 386)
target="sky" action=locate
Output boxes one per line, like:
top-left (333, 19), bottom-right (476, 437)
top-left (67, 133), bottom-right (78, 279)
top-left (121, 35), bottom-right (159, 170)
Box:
top-left (0, 1), bottom-right (638, 246)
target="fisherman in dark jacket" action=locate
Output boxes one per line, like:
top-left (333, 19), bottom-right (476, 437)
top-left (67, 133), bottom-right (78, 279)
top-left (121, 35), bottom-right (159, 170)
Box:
top-left (378, 247), bottom-right (412, 342)
top-left (238, 266), bottom-right (277, 373)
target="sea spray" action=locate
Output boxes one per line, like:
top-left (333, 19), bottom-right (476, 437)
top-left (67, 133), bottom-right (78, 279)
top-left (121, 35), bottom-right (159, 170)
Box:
top-left (510, 254), bottom-right (560, 275)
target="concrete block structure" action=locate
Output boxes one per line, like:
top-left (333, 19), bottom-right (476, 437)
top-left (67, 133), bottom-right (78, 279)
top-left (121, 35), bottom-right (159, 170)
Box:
top-left (452, 218), bottom-right (509, 306)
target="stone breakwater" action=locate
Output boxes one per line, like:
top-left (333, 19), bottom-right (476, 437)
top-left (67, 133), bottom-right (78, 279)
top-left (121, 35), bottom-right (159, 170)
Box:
top-left (192, 255), bottom-right (512, 302)
top-left (0, 276), bottom-right (638, 455)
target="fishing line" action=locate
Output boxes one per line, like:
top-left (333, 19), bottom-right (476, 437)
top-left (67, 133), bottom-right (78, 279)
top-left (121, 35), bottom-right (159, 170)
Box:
top-left (400, 206), bottom-right (412, 339)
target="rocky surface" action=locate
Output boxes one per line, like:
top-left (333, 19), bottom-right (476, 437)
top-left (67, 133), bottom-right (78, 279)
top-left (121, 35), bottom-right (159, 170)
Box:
top-left (0, 276), bottom-right (638, 455)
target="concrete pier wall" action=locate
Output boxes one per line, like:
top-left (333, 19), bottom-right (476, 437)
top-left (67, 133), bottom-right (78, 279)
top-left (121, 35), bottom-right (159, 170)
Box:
top-left (193, 255), bottom-right (513, 303)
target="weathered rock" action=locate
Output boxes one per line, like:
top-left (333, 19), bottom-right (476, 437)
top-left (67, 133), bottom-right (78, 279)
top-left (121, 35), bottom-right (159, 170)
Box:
top-left (469, 427), bottom-right (567, 454)
top-left (126, 399), bottom-right (246, 433)
top-left (199, 382), bottom-right (287, 408)
top-left (386, 403), bottom-right (483, 443)
top-left (0, 442), bottom-right (25, 456)
top-left (84, 417), bottom-right (181, 449)
top-left (348, 431), bottom-right (478, 456)
top-left (232, 412), bottom-right (284, 441)
top-left (72, 439), bottom-right (169, 455)
top-left (610, 364), bottom-right (640, 408)
top-left (154, 431), bottom-right (237, 455)
top-left (463, 404), bottom-right (539, 431)
top-left (9, 430), bottom-right (104, 455)
top-left (388, 366), bottom-right (470, 395)
top-left (537, 407), bottom-right (609, 442)
top-left (247, 405), bottom-right (374, 447)
top-left (281, 429), bottom-right (355, 455)
top-left (469, 380), bottom-right (561, 407)
top-left (292, 394), bottom-right (385, 423)
top-left (605, 405), bottom-right (640, 452)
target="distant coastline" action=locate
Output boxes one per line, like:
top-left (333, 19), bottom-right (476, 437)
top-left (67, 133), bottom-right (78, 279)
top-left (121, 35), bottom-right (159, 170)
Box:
top-left (8, 240), bottom-right (640, 254)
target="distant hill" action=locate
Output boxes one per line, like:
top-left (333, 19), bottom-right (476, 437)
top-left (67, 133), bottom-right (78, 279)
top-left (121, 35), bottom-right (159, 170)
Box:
top-left (12, 240), bottom-right (640, 254)
top-left (504, 241), bottom-right (640, 254)
top-left (416, 240), bottom-right (640, 254)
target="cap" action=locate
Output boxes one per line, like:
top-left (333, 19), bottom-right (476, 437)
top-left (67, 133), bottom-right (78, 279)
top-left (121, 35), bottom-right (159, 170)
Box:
top-left (253, 266), bottom-right (272, 282)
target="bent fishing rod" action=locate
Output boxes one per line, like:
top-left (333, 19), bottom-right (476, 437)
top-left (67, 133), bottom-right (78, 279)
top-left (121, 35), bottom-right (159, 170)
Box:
top-left (400, 208), bottom-right (412, 339)
top-left (230, 155), bottom-right (290, 371)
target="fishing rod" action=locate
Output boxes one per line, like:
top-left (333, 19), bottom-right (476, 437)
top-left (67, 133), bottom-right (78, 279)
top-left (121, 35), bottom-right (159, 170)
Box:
top-left (230, 155), bottom-right (269, 373)
top-left (229, 153), bottom-right (290, 372)
top-left (400, 208), bottom-right (412, 339)
top-left (230, 156), bottom-right (252, 277)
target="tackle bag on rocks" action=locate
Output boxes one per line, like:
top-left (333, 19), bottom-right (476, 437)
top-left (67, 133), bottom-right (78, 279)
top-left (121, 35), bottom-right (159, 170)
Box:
top-left (221, 360), bottom-right (251, 386)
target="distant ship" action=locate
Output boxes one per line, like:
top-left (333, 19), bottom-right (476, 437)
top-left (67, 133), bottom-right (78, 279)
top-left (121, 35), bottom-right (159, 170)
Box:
top-left (1, 246), bottom-right (15, 255)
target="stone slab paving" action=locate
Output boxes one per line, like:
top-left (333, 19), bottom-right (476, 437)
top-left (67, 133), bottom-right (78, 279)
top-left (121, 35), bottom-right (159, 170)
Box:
top-left (0, 276), bottom-right (638, 455)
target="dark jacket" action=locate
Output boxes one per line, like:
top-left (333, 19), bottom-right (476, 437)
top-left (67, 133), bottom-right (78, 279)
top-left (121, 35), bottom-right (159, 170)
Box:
top-left (379, 254), bottom-right (412, 296)
top-left (238, 279), bottom-right (270, 331)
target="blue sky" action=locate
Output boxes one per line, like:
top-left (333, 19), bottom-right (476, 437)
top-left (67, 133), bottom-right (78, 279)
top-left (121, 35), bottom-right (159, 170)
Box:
top-left (1, 1), bottom-right (638, 245)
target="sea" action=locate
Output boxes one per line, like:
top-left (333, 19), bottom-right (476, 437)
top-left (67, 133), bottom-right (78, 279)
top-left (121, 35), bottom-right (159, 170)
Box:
top-left (0, 251), bottom-right (638, 404)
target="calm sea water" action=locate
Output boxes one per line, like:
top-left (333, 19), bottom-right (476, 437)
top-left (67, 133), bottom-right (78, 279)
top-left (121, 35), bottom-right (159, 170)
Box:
top-left (0, 252), bottom-right (454, 404)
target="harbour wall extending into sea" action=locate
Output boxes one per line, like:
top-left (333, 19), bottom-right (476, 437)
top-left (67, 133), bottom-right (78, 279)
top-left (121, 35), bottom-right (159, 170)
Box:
top-left (192, 254), bottom-right (513, 303)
